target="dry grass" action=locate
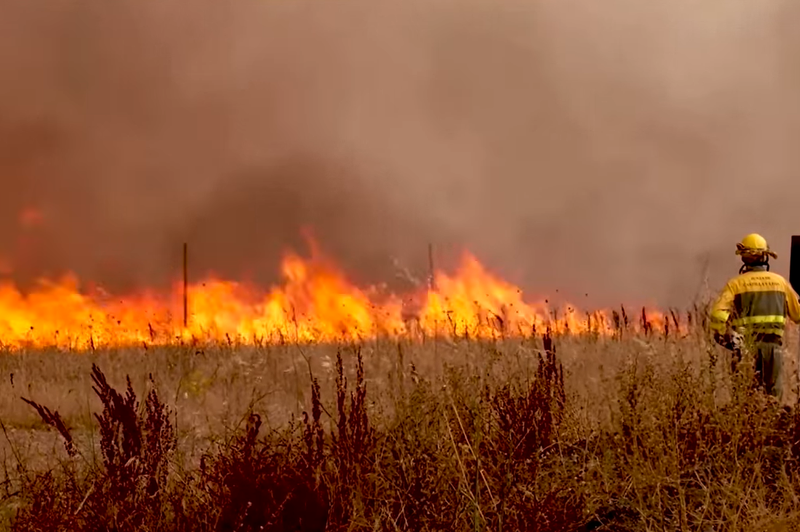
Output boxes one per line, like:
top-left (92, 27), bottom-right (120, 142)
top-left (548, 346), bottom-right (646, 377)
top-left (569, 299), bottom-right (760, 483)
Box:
top-left (0, 312), bottom-right (800, 530)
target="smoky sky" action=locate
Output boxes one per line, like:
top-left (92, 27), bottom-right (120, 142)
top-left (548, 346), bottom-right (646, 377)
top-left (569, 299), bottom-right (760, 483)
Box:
top-left (1, 0), bottom-right (799, 308)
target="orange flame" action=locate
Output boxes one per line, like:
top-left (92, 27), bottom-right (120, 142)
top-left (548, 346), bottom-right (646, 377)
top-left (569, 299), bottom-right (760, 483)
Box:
top-left (0, 242), bottom-right (673, 350)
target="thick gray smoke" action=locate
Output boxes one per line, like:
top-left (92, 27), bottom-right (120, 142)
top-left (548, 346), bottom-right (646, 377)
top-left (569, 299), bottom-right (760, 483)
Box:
top-left (1, 0), bottom-right (799, 307)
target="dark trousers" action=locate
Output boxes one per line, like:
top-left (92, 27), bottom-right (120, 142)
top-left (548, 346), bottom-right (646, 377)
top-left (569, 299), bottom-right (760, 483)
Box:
top-left (731, 341), bottom-right (783, 397)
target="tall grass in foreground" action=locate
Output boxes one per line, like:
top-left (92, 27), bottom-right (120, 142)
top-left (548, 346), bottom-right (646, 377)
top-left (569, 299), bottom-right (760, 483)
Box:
top-left (3, 321), bottom-right (800, 530)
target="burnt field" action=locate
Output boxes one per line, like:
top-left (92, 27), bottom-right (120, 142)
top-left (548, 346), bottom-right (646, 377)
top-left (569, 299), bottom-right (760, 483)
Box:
top-left (0, 319), bottom-right (799, 531)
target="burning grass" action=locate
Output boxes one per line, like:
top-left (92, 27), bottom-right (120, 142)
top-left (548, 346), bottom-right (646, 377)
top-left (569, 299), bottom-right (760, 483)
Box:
top-left (1, 318), bottom-right (800, 530)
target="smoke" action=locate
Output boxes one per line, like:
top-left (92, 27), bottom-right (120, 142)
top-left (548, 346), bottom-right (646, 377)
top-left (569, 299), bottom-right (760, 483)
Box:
top-left (1, 0), bottom-right (799, 307)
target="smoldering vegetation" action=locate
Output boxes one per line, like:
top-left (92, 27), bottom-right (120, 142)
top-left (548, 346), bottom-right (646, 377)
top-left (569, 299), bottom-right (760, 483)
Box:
top-left (1, 0), bottom-right (800, 304)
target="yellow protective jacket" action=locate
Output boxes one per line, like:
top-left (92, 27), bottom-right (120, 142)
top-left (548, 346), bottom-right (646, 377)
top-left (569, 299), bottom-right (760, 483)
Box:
top-left (710, 267), bottom-right (800, 339)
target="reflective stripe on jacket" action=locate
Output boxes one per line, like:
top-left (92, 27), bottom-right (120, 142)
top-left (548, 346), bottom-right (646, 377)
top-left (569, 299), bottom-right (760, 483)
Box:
top-left (709, 268), bottom-right (800, 337)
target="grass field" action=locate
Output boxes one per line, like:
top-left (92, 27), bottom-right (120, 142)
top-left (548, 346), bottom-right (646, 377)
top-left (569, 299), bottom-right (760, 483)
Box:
top-left (1, 312), bottom-right (800, 531)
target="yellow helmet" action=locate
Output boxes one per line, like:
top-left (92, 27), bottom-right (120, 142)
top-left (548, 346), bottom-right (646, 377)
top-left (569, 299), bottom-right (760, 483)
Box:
top-left (736, 233), bottom-right (777, 260)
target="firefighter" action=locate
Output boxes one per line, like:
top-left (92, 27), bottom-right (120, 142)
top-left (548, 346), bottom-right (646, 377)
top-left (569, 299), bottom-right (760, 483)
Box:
top-left (709, 233), bottom-right (800, 398)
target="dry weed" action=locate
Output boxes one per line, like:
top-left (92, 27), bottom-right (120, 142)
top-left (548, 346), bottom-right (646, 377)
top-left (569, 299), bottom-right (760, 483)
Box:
top-left (2, 314), bottom-right (800, 531)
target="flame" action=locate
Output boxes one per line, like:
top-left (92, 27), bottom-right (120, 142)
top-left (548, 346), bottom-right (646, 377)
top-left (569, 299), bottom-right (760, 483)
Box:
top-left (0, 242), bottom-right (672, 350)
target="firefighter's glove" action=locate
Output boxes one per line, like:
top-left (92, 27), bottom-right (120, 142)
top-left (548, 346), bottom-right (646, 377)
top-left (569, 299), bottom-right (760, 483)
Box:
top-left (714, 331), bottom-right (743, 351)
